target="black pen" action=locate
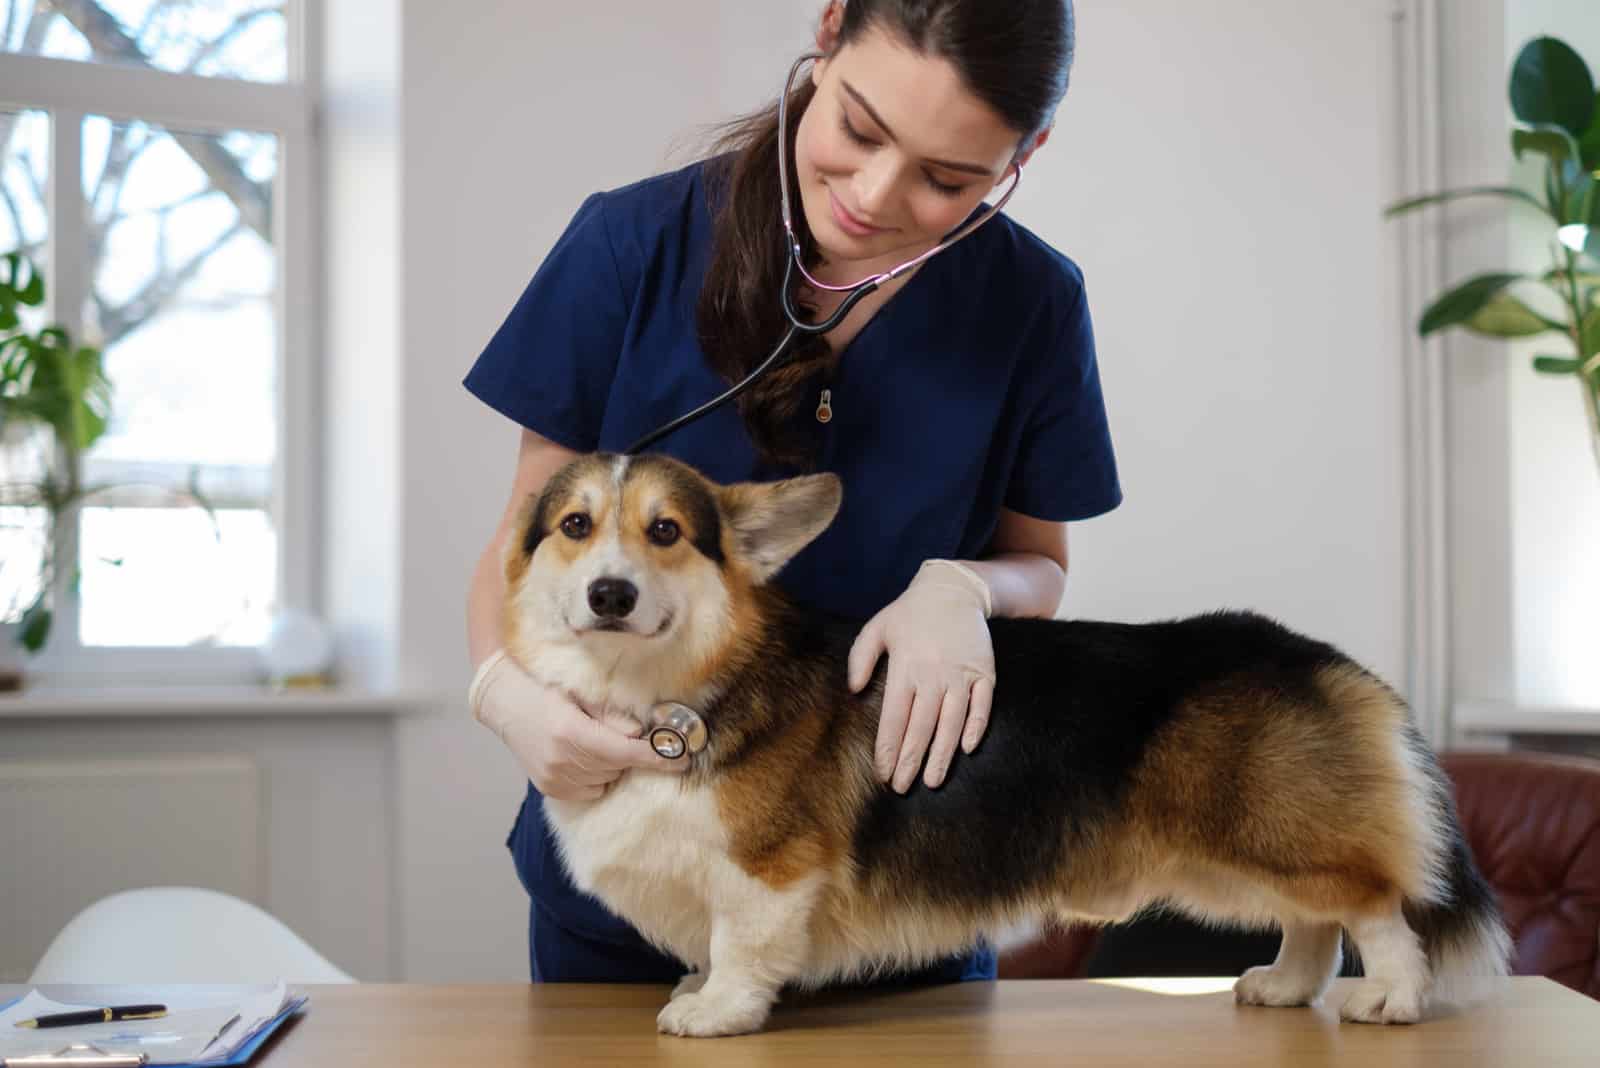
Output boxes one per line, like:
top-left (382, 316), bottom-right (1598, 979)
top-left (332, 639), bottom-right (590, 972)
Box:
top-left (14, 1004), bottom-right (167, 1029)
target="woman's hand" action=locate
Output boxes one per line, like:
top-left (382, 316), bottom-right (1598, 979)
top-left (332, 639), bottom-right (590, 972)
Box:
top-left (847, 560), bottom-right (996, 793)
top-left (470, 650), bottom-right (688, 801)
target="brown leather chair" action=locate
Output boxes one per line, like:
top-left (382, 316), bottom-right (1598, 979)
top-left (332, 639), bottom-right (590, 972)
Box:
top-left (998, 750), bottom-right (1600, 999)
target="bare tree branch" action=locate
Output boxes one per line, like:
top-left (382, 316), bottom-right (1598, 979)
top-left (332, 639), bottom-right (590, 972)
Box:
top-left (93, 217), bottom-right (246, 346)
top-left (43, 0), bottom-right (272, 242)
top-left (185, 5), bottom-right (278, 74)
top-left (0, 183), bottom-right (27, 250)
top-left (86, 121), bottom-right (152, 266)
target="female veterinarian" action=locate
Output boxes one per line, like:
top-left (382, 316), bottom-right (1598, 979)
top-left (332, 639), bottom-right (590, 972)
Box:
top-left (463, 0), bottom-right (1120, 984)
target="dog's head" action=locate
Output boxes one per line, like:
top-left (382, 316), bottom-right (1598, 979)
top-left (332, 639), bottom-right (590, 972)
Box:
top-left (503, 453), bottom-right (842, 707)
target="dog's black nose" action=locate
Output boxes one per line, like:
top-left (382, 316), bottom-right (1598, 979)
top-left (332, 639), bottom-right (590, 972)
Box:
top-left (588, 578), bottom-right (638, 619)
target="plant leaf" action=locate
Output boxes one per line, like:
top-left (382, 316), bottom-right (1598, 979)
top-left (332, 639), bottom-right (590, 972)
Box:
top-left (1465, 293), bottom-right (1559, 337)
top-left (18, 597), bottom-right (51, 653)
top-left (1582, 89), bottom-right (1600, 171)
top-left (1583, 304), bottom-right (1600, 358)
top-left (1533, 354), bottom-right (1581, 374)
top-left (1419, 273), bottom-right (1526, 336)
top-left (1511, 36), bottom-right (1597, 138)
top-left (1383, 184), bottom-right (1549, 218)
top-left (1563, 172), bottom-right (1597, 226)
top-left (1510, 124), bottom-right (1587, 167)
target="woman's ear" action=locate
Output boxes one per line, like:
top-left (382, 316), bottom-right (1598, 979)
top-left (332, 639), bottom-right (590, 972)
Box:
top-left (1012, 125), bottom-right (1053, 173)
top-left (814, 0), bottom-right (845, 57)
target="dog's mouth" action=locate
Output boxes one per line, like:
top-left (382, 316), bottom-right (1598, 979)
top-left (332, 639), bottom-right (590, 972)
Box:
top-left (568, 612), bottom-right (675, 639)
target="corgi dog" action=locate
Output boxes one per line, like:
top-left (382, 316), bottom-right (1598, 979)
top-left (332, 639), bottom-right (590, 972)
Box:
top-left (500, 452), bottom-right (1510, 1037)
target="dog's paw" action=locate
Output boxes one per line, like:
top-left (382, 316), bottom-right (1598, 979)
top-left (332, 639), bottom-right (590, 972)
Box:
top-left (1233, 964), bottom-right (1325, 1007)
top-left (656, 990), bottom-right (771, 1037)
top-left (670, 971), bottom-right (708, 999)
top-left (1339, 980), bottom-right (1423, 1024)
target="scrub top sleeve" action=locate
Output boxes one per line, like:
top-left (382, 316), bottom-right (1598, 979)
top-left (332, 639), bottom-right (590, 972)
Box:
top-left (463, 193), bottom-right (630, 451)
top-left (1004, 284), bottom-right (1123, 522)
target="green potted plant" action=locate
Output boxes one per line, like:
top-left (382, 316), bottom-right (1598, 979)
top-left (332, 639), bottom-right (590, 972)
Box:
top-left (1386, 35), bottom-right (1600, 478)
top-left (0, 250), bottom-right (112, 678)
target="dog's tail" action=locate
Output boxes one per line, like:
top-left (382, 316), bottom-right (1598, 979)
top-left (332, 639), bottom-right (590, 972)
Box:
top-left (1403, 742), bottom-right (1512, 1004)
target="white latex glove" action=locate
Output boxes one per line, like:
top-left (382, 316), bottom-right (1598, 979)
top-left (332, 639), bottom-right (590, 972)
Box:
top-left (847, 559), bottom-right (996, 793)
top-left (469, 650), bottom-right (687, 801)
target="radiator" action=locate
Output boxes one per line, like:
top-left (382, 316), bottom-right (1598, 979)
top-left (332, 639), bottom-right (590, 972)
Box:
top-left (0, 755), bottom-right (263, 982)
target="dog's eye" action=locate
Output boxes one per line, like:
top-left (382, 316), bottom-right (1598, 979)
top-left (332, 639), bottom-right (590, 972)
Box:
top-left (559, 513), bottom-right (591, 539)
top-left (647, 518), bottom-right (680, 547)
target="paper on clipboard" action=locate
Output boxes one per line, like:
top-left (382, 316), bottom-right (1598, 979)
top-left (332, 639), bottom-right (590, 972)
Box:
top-left (0, 983), bottom-right (291, 1066)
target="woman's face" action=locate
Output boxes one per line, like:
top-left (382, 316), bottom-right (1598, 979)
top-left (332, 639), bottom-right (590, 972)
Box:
top-left (793, 22), bottom-right (1036, 269)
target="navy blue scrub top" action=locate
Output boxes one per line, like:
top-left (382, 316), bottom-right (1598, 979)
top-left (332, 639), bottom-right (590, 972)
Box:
top-left (465, 159), bottom-right (1121, 984)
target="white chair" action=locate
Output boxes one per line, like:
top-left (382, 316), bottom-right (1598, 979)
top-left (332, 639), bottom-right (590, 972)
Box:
top-left (30, 887), bottom-right (356, 984)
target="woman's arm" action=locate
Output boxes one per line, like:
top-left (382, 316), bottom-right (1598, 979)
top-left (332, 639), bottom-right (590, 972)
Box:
top-left (964, 508), bottom-right (1068, 620)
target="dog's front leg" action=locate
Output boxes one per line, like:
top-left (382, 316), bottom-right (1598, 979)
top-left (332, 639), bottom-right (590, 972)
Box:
top-left (656, 872), bottom-right (819, 1037)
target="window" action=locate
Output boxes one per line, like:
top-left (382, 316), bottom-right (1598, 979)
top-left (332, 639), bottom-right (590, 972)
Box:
top-left (0, 1), bottom-right (314, 682)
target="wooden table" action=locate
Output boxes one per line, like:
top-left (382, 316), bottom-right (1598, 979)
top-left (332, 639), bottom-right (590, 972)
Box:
top-left (9, 978), bottom-right (1597, 1066)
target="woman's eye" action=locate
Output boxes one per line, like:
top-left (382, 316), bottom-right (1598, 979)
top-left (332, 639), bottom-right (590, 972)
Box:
top-left (838, 113), bottom-right (875, 147)
top-left (560, 513), bottom-right (591, 539)
top-left (924, 173), bottom-right (965, 197)
top-left (648, 519), bottom-right (680, 547)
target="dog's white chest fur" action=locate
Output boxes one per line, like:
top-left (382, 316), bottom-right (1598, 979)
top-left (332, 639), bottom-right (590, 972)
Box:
top-left (543, 773), bottom-right (728, 968)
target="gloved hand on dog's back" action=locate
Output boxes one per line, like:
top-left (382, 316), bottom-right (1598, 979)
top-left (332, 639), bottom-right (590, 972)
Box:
top-left (848, 559), bottom-right (997, 794)
top-left (469, 649), bottom-right (688, 801)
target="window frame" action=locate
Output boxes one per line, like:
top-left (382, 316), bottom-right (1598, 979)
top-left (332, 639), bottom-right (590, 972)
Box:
top-left (0, 1), bottom-right (317, 684)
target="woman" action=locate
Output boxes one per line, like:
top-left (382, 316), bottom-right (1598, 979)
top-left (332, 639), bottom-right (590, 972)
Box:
top-left (463, 0), bottom-right (1119, 984)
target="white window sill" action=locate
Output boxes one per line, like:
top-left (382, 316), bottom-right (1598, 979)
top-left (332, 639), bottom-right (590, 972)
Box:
top-left (0, 686), bottom-right (439, 719)
top-left (1456, 700), bottom-right (1600, 735)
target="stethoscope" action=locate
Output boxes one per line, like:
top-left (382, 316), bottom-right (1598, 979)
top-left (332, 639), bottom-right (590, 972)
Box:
top-left (623, 52), bottom-right (1022, 458)
top-left (629, 53), bottom-right (1023, 759)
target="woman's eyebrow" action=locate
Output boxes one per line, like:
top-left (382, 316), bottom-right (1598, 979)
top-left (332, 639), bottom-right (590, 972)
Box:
top-left (840, 79), bottom-right (997, 176)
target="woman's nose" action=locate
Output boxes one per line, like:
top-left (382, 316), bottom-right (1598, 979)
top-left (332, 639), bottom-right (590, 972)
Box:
top-left (853, 155), bottom-right (900, 218)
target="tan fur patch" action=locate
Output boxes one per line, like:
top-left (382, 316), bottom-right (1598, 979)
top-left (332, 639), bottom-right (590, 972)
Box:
top-left (1118, 664), bottom-right (1424, 919)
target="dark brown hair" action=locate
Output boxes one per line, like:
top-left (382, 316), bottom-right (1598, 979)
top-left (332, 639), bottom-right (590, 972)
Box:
top-left (696, 0), bottom-right (1076, 468)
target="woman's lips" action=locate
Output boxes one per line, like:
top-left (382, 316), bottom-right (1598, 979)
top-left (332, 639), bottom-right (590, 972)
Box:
top-left (829, 189), bottom-right (884, 237)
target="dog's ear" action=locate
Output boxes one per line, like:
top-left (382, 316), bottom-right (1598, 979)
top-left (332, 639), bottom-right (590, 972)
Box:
top-left (719, 473), bottom-right (843, 583)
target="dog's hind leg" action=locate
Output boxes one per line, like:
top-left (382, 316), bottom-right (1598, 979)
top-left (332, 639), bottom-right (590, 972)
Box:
top-left (1339, 902), bottom-right (1430, 1024)
top-left (1233, 920), bottom-right (1343, 1007)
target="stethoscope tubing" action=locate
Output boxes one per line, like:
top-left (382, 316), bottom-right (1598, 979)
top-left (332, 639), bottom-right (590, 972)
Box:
top-left (622, 253), bottom-right (879, 455)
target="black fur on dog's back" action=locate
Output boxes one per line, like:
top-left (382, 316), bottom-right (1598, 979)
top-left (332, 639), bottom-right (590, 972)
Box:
top-left (845, 610), bottom-right (1362, 910)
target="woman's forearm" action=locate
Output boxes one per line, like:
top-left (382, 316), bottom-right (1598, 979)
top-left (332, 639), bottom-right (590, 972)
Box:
top-left (467, 537), bottom-right (511, 670)
top-left (964, 551), bottom-right (1066, 619)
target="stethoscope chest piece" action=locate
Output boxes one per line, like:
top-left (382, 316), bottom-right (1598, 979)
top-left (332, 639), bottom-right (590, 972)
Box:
top-left (647, 702), bottom-right (708, 759)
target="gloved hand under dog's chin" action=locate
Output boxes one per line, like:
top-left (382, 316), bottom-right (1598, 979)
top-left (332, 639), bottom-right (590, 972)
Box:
top-left (470, 650), bottom-right (686, 801)
top-left (846, 560), bottom-right (996, 795)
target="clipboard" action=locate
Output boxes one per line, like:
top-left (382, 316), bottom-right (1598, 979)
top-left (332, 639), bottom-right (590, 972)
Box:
top-left (0, 1045), bottom-right (146, 1068)
top-left (0, 995), bottom-right (306, 1068)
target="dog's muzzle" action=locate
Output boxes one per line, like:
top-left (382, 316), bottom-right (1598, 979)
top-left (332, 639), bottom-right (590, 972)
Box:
top-left (647, 702), bottom-right (708, 759)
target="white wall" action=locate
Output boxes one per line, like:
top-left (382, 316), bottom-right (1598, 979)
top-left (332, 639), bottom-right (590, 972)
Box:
top-left (365, 0), bottom-right (1410, 979)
